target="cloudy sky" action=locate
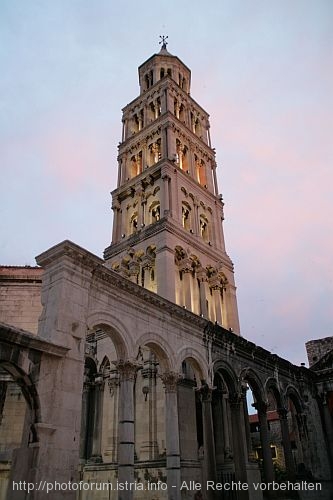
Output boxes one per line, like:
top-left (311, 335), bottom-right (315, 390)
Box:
top-left (1, 1), bottom-right (332, 366)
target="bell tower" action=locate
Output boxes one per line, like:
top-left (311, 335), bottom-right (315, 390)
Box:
top-left (104, 39), bottom-right (240, 333)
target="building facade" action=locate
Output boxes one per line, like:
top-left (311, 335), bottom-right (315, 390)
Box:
top-left (0, 43), bottom-right (332, 500)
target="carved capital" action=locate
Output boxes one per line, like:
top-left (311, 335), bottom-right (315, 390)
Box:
top-left (198, 384), bottom-right (214, 403)
top-left (107, 372), bottom-right (120, 396)
top-left (178, 258), bottom-right (192, 273)
top-left (160, 371), bottom-right (182, 393)
top-left (111, 201), bottom-right (121, 211)
top-left (113, 360), bottom-right (141, 381)
top-left (209, 277), bottom-right (223, 291)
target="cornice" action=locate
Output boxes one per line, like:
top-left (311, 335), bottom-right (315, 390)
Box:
top-left (91, 263), bottom-right (207, 329)
top-left (205, 322), bottom-right (317, 382)
top-left (111, 162), bottom-right (162, 199)
top-left (36, 240), bottom-right (104, 269)
top-left (0, 321), bottom-right (69, 357)
top-left (103, 217), bottom-right (234, 271)
top-left (119, 110), bottom-right (214, 160)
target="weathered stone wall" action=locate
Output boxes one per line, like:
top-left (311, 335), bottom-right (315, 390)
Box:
top-left (0, 266), bottom-right (43, 334)
top-left (306, 337), bottom-right (333, 366)
top-left (0, 382), bottom-right (26, 460)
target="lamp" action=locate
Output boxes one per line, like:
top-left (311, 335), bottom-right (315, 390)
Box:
top-left (142, 385), bottom-right (149, 401)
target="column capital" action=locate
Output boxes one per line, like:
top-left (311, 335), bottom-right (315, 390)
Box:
top-left (107, 374), bottom-right (120, 397)
top-left (160, 371), bottom-right (182, 393)
top-left (178, 258), bottom-right (192, 273)
top-left (111, 201), bottom-right (121, 211)
top-left (198, 383), bottom-right (214, 403)
top-left (113, 360), bottom-right (141, 381)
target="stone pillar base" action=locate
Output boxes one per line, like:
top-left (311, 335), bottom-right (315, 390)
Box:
top-left (246, 463), bottom-right (263, 500)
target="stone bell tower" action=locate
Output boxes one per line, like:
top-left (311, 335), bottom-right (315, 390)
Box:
top-left (104, 38), bottom-right (240, 334)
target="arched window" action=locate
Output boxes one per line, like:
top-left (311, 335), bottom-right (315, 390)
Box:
top-left (130, 212), bottom-right (138, 234)
top-left (151, 204), bottom-right (160, 223)
top-left (199, 215), bottom-right (209, 242)
top-left (149, 140), bottom-right (161, 165)
top-left (160, 68), bottom-right (165, 79)
top-left (196, 158), bottom-right (207, 186)
top-left (130, 152), bottom-right (142, 178)
top-left (182, 203), bottom-right (191, 231)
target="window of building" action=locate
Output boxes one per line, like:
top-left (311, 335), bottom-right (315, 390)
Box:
top-left (200, 215), bottom-right (209, 242)
top-left (182, 203), bottom-right (191, 231)
top-left (151, 205), bottom-right (160, 223)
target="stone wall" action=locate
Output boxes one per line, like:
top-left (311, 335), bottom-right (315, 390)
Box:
top-left (306, 337), bottom-right (333, 366)
top-left (0, 266), bottom-right (43, 334)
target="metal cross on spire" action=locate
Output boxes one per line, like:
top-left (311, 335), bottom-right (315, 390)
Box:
top-left (159, 35), bottom-right (168, 49)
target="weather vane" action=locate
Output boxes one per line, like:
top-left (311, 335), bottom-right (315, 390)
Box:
top-left (159, 35), bottom-right (168, 49)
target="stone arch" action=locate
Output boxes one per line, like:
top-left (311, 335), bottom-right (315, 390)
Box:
top-left (284, 385), bottom-right (304, 414)
top-left (175, 346), bottom-right (208, 383)
top-left (181, 201), bottom-right (192, 231)
top-left (0, 353), bottom-right (40, 444)
top-left (265, 377), bottom-right (283, 408)
top-left (100, 355), bottom-right (111, 375)
top-left (135, 332), bottom-right (174, 373)
top-left (239, 367), bottom-right (265, 403)
top-left (86, 311), bottom-right (132, 361)
top-left (213, 359), bottom-right (238, 394)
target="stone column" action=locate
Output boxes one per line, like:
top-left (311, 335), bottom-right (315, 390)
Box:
top-left (160, 372), bottom-right (182, 500)
top-left (79, 379), bottom-right (90, 462)
top-left (207, 123), bottom-right (211, 147)
top-left (116, 360), bottom-right (140, 500)
top-left (199, 384), bottom-right (217, 500)
top-left (175, 100), bottom-right (180, 119)
top-left (167, 124), bottom-right (176, 160)
top-left (212, 165), bottom-right (218, 195)
top-left (197, 270), bottom-right (209, 318)
top-left (156, 247), bottom-right (176, 302)
top-left (140, 360), bottom-right (158, 460)
top-left (141, 199), bottom-right (147, 227)
top-left (182, 267), bottom-right (192, 310)
top-left (142, 140), bottom-right (147, 169)
top-left (161, 174), bottom-right (170, 216)
top-left (221, 392), bottom-right (232, 460)
top-left (105, 371), bottom-right (120, 461)
top-left (212, 391), bottom-right (225, 466)
top-left (89, 374), bottom-right (104, 463)
top-left (188, 141), bottom-right (195, 177)
top-left (221, 288), bottom-right (228, 330)
top-left (321, 393), bottom-right (333, 467)
top-left (112, 202), bottom-right (121, 243)
top-left (142, 263), bottom-right (152, 290)
top-left (278, 407), bottom-right (296, 479)
top-left (224, 284), bottom-right (240, 334)
top-left (193, 197), bottom-right (200, 235)
top-left (206, 160), bottom-right (214, 192)
top-left (229, 393), bottom-right (249, 492)
top-left (161, 124), bottom-right (168, 159)
top-left (210, 282), bottom-right (223, 325)
top-left (241, 386), bottom-right (252, 461)
top-left (254, 402), bottom-right (275, 484)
